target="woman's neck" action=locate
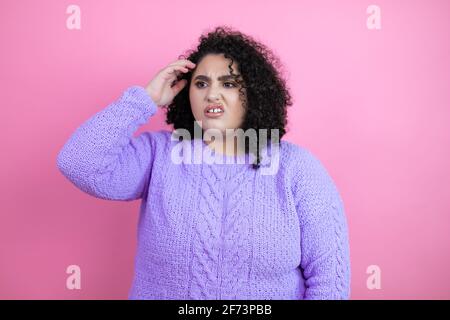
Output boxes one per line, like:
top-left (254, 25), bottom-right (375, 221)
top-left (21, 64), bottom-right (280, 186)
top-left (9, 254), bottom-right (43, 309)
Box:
top-left (204, 134), bottom-right (246, 157)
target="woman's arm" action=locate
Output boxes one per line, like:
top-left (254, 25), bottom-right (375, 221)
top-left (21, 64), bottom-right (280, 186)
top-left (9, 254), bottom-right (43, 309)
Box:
top-left (56, 86), bottom-right (158, 201)
top-left (293, 148), bottom-right (351, 299)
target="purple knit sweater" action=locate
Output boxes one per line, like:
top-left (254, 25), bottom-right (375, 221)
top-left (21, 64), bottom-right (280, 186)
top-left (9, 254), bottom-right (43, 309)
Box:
top-left (56, 85), bottom-right (351, 300)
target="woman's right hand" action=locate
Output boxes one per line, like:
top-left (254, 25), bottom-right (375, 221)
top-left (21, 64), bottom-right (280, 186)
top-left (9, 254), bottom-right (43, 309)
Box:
top-left (145, 59), bottom-right (196, 107)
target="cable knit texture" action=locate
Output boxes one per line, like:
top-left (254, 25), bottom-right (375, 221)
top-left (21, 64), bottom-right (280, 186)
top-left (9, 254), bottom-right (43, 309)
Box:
top-left (56, 85), bottom-right (351, 300)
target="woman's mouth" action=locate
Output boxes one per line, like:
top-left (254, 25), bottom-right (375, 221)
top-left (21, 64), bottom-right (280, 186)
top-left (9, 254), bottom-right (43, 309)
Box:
top-left (204, 105), bottom-right (225, 118)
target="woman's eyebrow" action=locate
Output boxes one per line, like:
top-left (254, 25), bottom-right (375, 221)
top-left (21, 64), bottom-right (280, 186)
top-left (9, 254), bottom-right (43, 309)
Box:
top-left (193, 75), bottom-right (239, 81)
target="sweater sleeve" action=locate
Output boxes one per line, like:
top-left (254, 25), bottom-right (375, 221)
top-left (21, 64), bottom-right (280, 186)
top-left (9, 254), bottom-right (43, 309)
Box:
top-left (56, 85), bottom-right (158, 201)
top-left (292, 148), bottom-right (351, 299)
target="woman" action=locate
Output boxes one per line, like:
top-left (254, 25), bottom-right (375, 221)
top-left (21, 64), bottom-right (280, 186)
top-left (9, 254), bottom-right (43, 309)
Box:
top-left (56, 25), bottom-right (351, 300)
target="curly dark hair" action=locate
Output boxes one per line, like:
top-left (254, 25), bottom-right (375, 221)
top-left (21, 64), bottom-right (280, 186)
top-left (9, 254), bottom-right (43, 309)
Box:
top-left (164, 25), bottom-right (293, 169)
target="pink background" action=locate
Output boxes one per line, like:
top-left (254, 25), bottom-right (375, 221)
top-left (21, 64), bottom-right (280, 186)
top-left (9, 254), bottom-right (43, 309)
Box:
top-left (1, 0), bottom-right (449, 299)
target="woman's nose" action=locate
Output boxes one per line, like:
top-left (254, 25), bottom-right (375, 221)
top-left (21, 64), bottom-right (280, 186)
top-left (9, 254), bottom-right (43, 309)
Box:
top-left (206, 83), bottom-right (223, 100)
top-left (207, 92), bottom-right (221, 102)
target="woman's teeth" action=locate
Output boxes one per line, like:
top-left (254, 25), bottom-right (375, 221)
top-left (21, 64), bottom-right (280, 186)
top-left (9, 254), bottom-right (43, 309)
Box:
top-left (207, 109), bottom-right (223, 113)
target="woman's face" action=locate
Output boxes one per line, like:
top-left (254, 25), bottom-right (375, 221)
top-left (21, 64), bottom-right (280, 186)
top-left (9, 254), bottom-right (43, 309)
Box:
top-left (189, 53), bottom-right (246, 136)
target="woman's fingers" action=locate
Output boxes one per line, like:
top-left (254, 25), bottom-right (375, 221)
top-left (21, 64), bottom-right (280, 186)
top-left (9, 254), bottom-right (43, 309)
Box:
top-left (163, 65), bottom-right (191, 82)
top-left (162, 59), bottom-right (196, 81)
top-left (145, 59), bottom-right (195, 106)
top-left (168, 59), bottom-right (196, 69)
top-left (171, 65), bottom-right (189, 73)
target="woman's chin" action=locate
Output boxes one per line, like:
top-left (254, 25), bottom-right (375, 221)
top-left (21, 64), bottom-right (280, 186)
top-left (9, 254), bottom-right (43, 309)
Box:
top-left (200, 124), bottom-right (227, 135)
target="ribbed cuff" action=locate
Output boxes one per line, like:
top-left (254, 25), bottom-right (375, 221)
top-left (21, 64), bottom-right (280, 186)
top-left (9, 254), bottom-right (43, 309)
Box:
top-left (122, 85), bottom-right (158, 116)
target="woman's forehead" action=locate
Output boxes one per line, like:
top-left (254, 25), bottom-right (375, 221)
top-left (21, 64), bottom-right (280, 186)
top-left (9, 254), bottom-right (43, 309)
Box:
top-left (195, 54), bottom-right (240, 72)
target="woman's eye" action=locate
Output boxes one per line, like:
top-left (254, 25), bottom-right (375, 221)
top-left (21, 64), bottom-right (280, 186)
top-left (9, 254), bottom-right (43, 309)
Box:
top-left (194, 82), bottom-right (236, 88)
top-left (195, 81), bottom-right (206, 88)
top-left (224, 82), bottom-right (236, 88)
